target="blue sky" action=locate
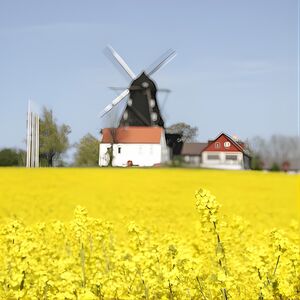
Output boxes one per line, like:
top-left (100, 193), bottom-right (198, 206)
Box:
top-left (0, 0), bottom-right (299, 151)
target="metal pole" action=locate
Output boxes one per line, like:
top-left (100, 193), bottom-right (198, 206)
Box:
top-left (26, 100), bottom-right (40, 168)
top-left (35, 114), bottom-right (39, 167)
top-left (30, 112), bottom-right (35, 167)
top-left (27, 102), bottom-right (32, 167)
top-left (26, 101), bottom-right (30, 167)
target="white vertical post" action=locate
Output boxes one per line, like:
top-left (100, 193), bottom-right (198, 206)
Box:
top-left (26, 102), bottom-right (30, 167)
top-left (35, 115), bottom-right (39, 167)
top-left (31, 112), bottom-right (35, 167)
top-left (26, 100), bottom-right (39, 168)
top-left (26, 101), bottom-right (32, 167)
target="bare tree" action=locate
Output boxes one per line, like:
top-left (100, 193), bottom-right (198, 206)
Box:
top-left (101, 107), bottom-right (120, 166)
top-left (166, 122), bottom-right (198, 142)
top-left (249, 135), bottom-right (300, 169)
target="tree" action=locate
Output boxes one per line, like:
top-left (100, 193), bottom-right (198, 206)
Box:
top-left (250, 154), bottom-right (264, 170)
top-left (166, 122), bottom-right (198, 142)
top-left (101, 109), bottom-right (120, 167)
top-left (0, 148), bottom-right (26, 166)
top-left (106, 128), bottom-right (117, 167)
top-left (39, 107), bottom-right (71, 167)
top-left (270, 162), bottom-right (280, 172)
top-left (74, 133), bottom-right (99, 167)
top-left (249, 135), bottom-right (300, 170)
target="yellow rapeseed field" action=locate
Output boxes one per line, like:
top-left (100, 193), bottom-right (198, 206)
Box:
top-left (0, 168), bottom-right (299, 299)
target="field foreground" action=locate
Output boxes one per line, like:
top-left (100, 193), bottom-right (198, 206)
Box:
top-left (0, 168), bottom-right (299, 299)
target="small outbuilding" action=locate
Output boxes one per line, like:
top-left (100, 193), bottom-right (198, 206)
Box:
top-left (181, 143), bottom-right (208, 166)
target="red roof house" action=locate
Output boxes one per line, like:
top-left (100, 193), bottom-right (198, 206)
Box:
top-left (201, 133), bottom-right (251, 169)
top-left (180, 133), bottom-right (251, 169)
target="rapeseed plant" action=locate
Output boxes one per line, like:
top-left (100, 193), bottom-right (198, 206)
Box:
top-left (0, 169), bottom-right (299, 299)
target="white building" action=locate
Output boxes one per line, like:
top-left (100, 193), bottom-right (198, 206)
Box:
top-left (99, 127), bottom-right (170, 167)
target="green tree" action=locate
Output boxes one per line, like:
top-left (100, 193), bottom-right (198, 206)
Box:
top-left (166, 122), bottom-right (198, 142)
top-left (0, 148), bottom-right (25, 166)
top-left (74, 133), bottom-right (99, 166)
top-left (39, 107), bottom-right (71, 167)
top-left (270, 162), bottom-right (280, 172)
top-left (250, 154), bottom-right (264, 170)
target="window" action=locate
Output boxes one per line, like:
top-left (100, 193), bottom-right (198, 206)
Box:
top-left (224, 141), bottom-right (231, 148)
top-left (184, 156), bottom-right (190, 162)
top-left (118, 147), bottom-right (121, 154)
top-left (226, 154), bottom-right (237, 160)
top-left (151, 112), bottom-right (157, 121)
top-left (215, 142), bottom-right (220, 149)
top-left (207, 154), bottom-right (219, 160)
top-left (150, 99), bottom-right (156, 108)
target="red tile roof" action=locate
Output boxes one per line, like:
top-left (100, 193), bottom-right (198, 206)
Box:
top-left (101, 127), bottom-right (163, 144)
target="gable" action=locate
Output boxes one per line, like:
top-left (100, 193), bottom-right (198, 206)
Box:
top-left (203, 133), bottom-right (243, 152)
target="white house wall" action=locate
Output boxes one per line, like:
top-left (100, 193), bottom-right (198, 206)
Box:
top-left (201, 151), bottom-right (244, 170)
top-left (99, 143), bottom-right (164, 167)
top-left (160, 133), bottom-right (170, 164)
top-left (183, 155), bottom-right (201, 166)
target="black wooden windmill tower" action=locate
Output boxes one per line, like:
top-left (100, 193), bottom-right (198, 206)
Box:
top-left (100, 46), bottom-right (176, 128)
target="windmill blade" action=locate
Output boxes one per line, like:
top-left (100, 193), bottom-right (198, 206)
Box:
top-left (109, 86), bottom-right (171, 93)
top-left (109, 86), bottom-right (143, 91)
top-left (107, 45), bottom-right (136, 80)
top-left (109, 87), bottom-right (127, 91)
top-left (158, 88), bottom-right (171, 93)
top-left (100, 89), bottom-right (129, 117)
top-left (160, 89), bottom-right (170, 115)
top-left (146, 49), bottom-right (177, 76)
top-left (127, 105), bottom-right (152, 126)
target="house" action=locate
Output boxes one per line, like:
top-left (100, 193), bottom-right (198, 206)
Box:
top-left (200, 133), bottom-right (251, 170)
top-left (181, 143), bottom-right (208, 166)
top-left (99, 126), bottom-right (170, 167)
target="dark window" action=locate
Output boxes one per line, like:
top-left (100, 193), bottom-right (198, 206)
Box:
top-left (118, 147), bottom-right (121, 154)
top-left (207, 154), bottom-right (219, 160)
top-left (226, 154), bottom-right (237, 160)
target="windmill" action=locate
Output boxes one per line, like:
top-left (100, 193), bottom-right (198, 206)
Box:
top-left (101, 46), bottom-right (176, 128)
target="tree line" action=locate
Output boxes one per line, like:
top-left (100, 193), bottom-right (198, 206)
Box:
top-left (1, 108), bottom-right (299, 170)
top-left (249, 135), bottom-right (300, 171)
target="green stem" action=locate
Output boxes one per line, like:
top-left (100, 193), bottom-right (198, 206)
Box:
top-left (80, 243), bottom-right (86, 287)
top-left (273, 255), bottom-right (280, 276)
top-left (196, 276), bottom-right (208, 300)
top-left (168, 280), bottom-right (173, 300)
top-left (222, 288), bottom-right (228, 300)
